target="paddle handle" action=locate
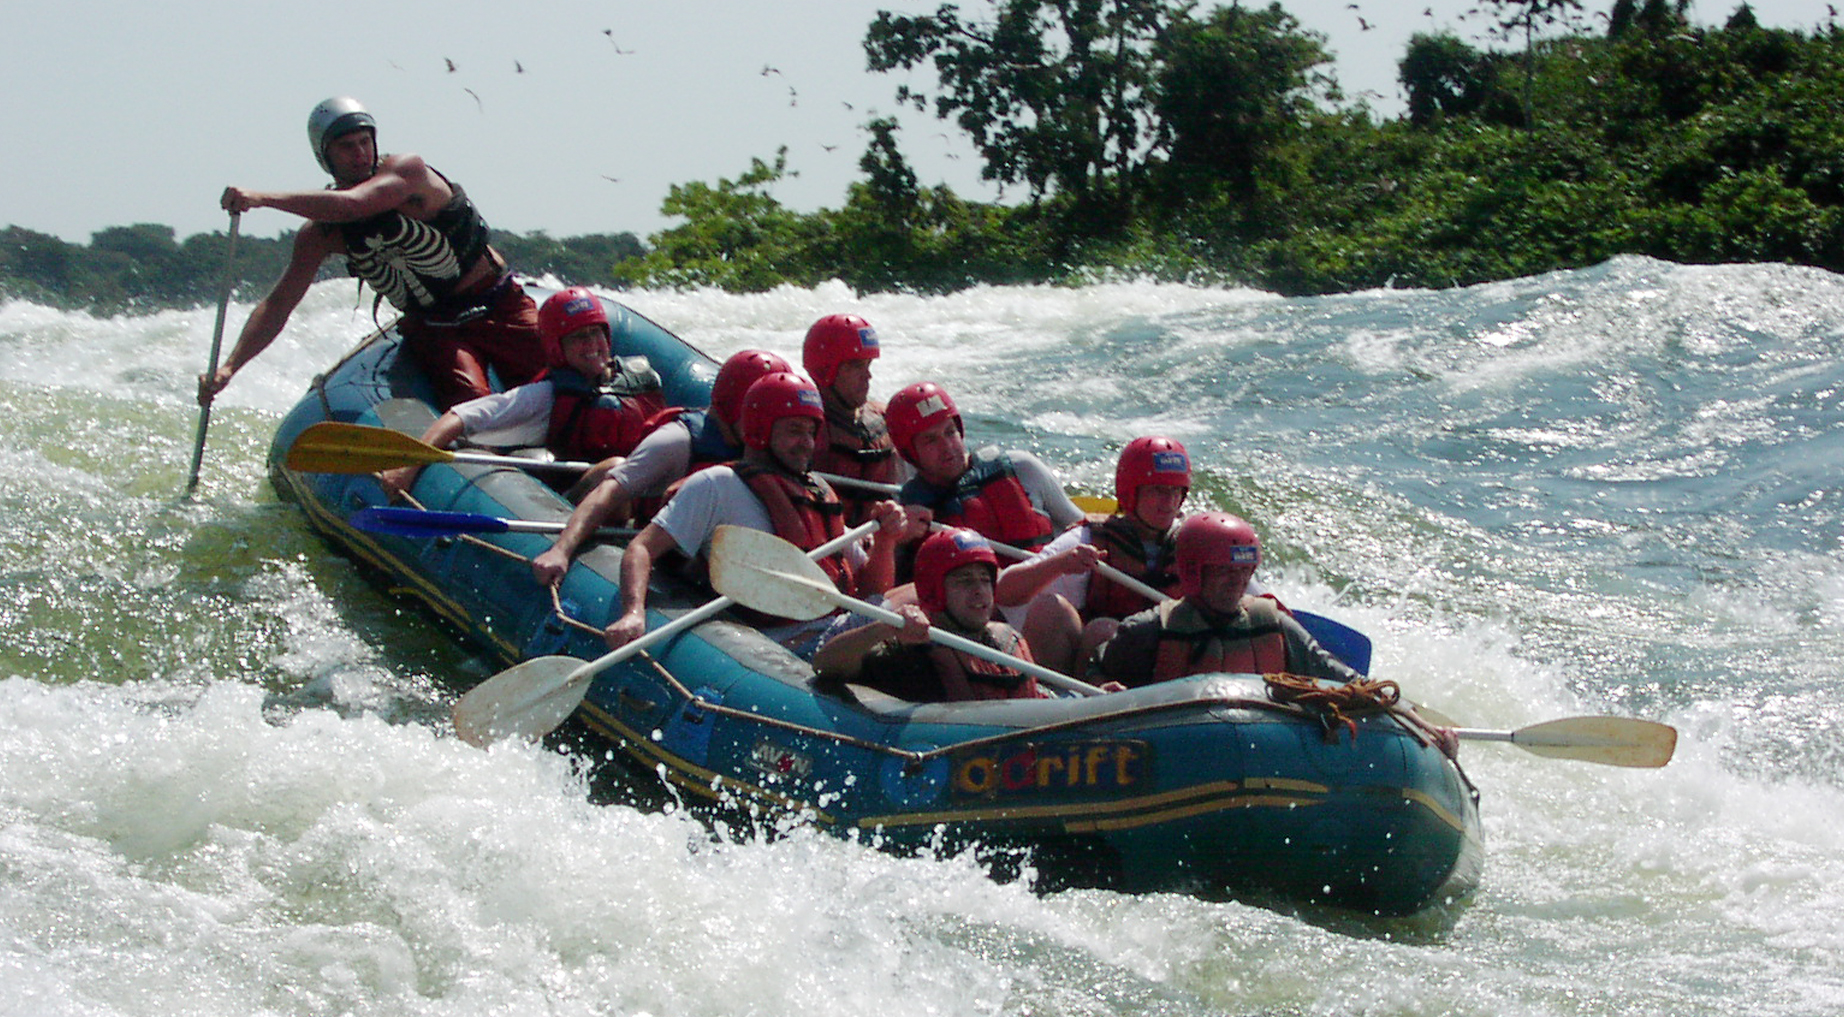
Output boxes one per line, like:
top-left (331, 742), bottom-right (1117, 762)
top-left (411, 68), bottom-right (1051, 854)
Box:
top-left (558, 518), bottom-right (884, 687)
top-left (184, 211), bottom-right (241, 494)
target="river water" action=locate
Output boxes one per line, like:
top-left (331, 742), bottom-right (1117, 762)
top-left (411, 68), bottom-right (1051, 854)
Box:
top-left (3, 256), bottom-right (1841, 1015)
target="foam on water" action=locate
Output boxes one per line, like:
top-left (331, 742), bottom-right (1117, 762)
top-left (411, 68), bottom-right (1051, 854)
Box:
top-left (3, 259), bottom-right (1844, 1014)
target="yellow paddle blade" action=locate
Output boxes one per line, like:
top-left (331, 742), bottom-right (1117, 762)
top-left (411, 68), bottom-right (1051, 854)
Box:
top-left (1071, 494), bottom-right (1119, 514)
top-left (285, 422), bottom-right (456, 474)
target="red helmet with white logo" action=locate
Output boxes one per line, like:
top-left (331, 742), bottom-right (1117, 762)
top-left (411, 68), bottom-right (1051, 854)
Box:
top-left (537, 287), bottom-right (610, 347)
top-left (912, 527), bottom-right (1000, 614)
top-left (710, 349), bottom-right (794, 431)
top-left (1174, 512), bottom-right (1261, 598)
top-left (1115, 436), bottom-right (1191, 518)
top-left (802, 314), bottom-right (880, 389)
top-left (739, 372), bottom-right (825, 450)
top-left (885, 381), bottom-right (961, 465)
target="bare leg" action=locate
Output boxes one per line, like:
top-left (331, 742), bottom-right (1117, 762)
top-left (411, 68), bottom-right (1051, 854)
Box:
top-left (1021, 594), bottom-right (1082, 675)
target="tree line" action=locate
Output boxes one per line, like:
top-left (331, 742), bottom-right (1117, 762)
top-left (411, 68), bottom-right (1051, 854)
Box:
top-left (0, 223), bottom-right (644, 316)
top-left (5, 0), bottom-right (1839, 313)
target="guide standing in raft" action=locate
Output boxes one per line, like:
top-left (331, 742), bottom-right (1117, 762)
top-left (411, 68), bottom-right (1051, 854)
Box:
top-left (199, 97), bottom-right (552, 410)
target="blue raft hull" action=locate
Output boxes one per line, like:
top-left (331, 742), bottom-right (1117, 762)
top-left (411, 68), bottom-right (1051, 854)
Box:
top-left (267, 297), bottom-right (1484, 916)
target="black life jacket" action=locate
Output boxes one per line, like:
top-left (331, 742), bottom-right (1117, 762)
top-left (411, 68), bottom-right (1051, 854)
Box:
top-left (339, 171), bottom-right (493, 316)
top-left (898, 446), bottom-right (1056, 551)
top-left (812, 400), bottom-right (899, 525)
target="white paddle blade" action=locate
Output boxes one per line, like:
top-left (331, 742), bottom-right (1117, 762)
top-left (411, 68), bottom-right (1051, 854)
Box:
top-left (452, 656), bottom-right (593, 748)
top-left (1511, 716), bottom-right (1678, 768)
top-left (708, 525), bottom-right (842, 621)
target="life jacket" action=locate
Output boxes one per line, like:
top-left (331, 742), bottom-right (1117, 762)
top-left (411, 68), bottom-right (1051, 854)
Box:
top-left (898, 446), bottom-right (1056, 551)
top-left (812, 400), bottom-right (900, 525)
top-left (863, 623), bottom-right (1040, 701)
top-left (339, 172), bottom-right (494, 317)
top-left (731, 461), bottom-right (854, 623)
top-left (1083, 516), bottom-right (1180, 622)
top-left (1150, 596), bottom-right (1289, 681)
top-left (926, 623), bottom-right (1041, 700)
top-left (628, 409), bottom-right (744, 525)
top-left (543, 357), bottom-right (668, 463)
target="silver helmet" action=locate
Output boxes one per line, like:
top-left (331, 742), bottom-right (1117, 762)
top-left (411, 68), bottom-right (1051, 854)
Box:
top-left (306, 96), bottom-right (377, 175)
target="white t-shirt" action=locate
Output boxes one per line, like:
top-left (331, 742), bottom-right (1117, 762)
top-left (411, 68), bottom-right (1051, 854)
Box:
top-left (602, 419), bottom-right (696, 498)
top-left (652, 465), bottom-right (871, 652)
top-left (450, 381), bottom-right (557, 447)
top-left (1002, 449), bottom-right (1087, 531)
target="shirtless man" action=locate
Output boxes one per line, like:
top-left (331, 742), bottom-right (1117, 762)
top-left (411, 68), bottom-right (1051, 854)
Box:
top-left (201, 97), bottom-right (550, 410)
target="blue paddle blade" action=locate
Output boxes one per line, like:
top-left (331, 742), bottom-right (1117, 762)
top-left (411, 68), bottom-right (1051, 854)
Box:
top-left (348, 506), bottom-right (509, 537)
top-left (1293, 609), bottom-right (1372, 674)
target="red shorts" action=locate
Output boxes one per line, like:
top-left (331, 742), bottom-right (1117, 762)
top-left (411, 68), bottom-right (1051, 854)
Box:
top-left (399, 279), bottom-right (556, 408)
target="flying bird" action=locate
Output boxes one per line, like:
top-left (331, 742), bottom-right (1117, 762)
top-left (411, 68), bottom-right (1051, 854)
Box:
top-left (464, 88), bottom-right (483, 112)
top-left (603, 30), bottom-right (633, 53)
top-left (445, 57), bottom-right (457, 73)
top-left (515, 60), bottom-right (525, 73)
top-left (601, 174), bottom-right (620, 183)
top-left (761, 64), bottom-right (782, 76)
top-left (1357, 16), bottom-right (1373, 30)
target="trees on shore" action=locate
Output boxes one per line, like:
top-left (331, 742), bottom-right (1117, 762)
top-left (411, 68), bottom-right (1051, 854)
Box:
top-left (7, 1), bottom-right (1838, 312)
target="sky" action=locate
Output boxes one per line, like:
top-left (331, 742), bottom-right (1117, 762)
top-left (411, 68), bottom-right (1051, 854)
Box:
top-left (2, 0), bottom-right (1826, 247)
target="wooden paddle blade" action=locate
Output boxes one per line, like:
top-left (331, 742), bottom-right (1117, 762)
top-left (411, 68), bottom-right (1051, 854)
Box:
top-left (285, 422), bottom-right (454, 474)
top-left (1511, 716), bottom-right (1678, 768)
top-left (452, 656), bottom-right (593, 748)
top-left (708, 525), bottom-right (840, 621)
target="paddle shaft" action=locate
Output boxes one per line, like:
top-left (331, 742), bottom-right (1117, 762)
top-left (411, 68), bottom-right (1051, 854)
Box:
top-left (742, 559), bottom-right (1105, 697)
top-left (184, 212), bottom-right (241, 494)
top-left (816, 471), bottom-right (1167, 602)
top-left (549, 518), bottom-right (883, 691)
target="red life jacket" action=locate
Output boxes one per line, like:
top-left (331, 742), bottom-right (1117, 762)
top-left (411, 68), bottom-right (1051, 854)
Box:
top-left (1082, 516), bottom-right (1180, 622)
top-left (926, 623), bottom-right (1041, 700)
top-left (543, 360), bottom-right (668, 463)
top-left (898, 447), bottom-right (1056, 551)
top-left (732, 461), bottom-right (854, 596)
top-left (1150, 597), bottom-right (1289, 681)
top-left (812, 401), bottom-right (900, 525)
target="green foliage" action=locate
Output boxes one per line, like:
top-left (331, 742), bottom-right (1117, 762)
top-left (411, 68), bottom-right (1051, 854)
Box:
top-left (865, 0), bottom-right (1168, 214)
top-left (7, 2), bottom-right (1840, 309)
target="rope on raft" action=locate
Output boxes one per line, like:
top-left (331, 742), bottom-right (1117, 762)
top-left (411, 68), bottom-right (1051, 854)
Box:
top-left (1264, 673), bottom-right (1402, 744)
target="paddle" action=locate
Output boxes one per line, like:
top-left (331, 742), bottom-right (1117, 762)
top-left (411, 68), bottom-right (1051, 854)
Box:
top-left (285, 421), bottom-right (600, 475)
top-left (184, 211), bottom-right (241, 495)
top-left (348, 506), bottom-right (637, 540)
top-left (707, 524), bottom-right (1106, 697)
top-left (451, 518), bottom-right (884, 748)
top-left (1451, 716), bottom-right (1677, 768)
top-left (816, 470), bottom-right (1118, 516)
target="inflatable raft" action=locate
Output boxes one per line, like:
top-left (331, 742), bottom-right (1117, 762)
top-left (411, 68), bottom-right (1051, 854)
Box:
top-left (267, 293), bottom-right (1484, 916)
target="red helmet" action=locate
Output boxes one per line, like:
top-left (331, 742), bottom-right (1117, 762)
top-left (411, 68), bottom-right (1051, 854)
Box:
top-left (1174, 512), bottom-right (1261, 598)
top-left (885, 381), bottom-right (961, 465)
top-left (739, 372), bottom-right (825, 450)
top-left (1115, 436), bottom-right (1191, 517)
top-left (710, 349), bottom-right (794, 430)
top-left (802, 314), bottom-right (880, 389)
top-left (537, 287), bottom-right (610, 347)
top-left (912, 527), bottom-right (1000, 614)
